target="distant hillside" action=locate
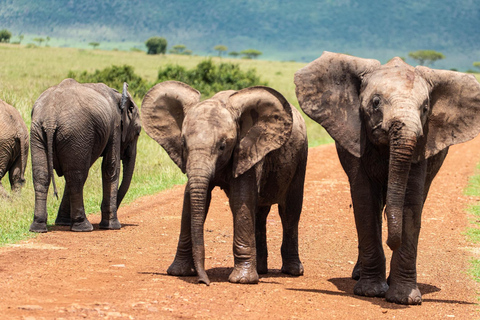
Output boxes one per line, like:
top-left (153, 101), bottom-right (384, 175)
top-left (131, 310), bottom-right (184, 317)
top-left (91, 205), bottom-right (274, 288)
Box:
top-left (0, 0), bottom-right (479, 69)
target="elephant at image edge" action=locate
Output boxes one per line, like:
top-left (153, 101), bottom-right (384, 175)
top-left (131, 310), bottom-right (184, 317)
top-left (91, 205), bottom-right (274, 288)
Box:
top-left (0, 99), bottom-right (29, 196)
top-left (29, 79), bottom-right (141, 233)
top-left (295, 52), bottom-right (480, 305)
top-left (141, 81), bottom-right (308, 285)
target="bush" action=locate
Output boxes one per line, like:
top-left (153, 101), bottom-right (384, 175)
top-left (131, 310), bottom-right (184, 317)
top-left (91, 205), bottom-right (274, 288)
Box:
top-left (0, 29), bottom-right (11, 43)
top-left (145, 37), bottom-right (167, 55)
top-left (67, 65), bottom-right (149, 98)
top-left (156, 59), bottom-right (267, 98)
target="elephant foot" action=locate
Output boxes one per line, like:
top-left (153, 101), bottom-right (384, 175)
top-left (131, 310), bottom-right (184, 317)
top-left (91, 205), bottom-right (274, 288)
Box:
top-left (29, 221), bottom-right (48, 233)
top-left (352, 261), bottom-right (361, 280)
top-left (354, 277), bottom-right (388, 298)
top-left (99, 218), bottom-right (121, 230)
top-left (385, 283), bottom-right (422, 305)
top-left (281, 259), bottom-right (304, 276)
top-left (167, 259), bottom-right (197, 277)
top-left (55, 216), bottom-right (71, 226)
top-left (229, 263), bottom-right (259, 284)
top-left (70, 219), bottom-right (93, 232)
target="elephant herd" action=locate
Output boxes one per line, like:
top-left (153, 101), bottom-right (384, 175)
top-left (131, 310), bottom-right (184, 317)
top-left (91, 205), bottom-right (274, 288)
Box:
top-left (2, 51), bottom-right (480, 306)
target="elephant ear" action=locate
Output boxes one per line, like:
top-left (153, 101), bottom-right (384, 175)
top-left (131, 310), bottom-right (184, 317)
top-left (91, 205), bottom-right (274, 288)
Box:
top-left (416, 67), bottom-right (480, 159)
top-left (294, 51), bottom-right (381, 157)
top-left (227, 86), bottom-right (293, 178)
top-left (120, 82), bottom-right (139, 143)
top-left (141, 81), bottom-right (200, 172)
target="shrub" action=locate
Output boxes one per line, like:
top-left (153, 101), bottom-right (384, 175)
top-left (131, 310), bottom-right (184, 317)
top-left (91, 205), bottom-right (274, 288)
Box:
top-left (145, 37), bottom-right (167, 55)
top-left (0, 29), bottom-right (11, 43)
top-left (156, 59), bottom-right (267, 98)
top-left (67, 65), bottom-right (149, 98)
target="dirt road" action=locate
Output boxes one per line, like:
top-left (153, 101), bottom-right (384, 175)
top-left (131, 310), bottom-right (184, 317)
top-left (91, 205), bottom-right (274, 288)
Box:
top-left (1, 136), bottom-right (480, 319)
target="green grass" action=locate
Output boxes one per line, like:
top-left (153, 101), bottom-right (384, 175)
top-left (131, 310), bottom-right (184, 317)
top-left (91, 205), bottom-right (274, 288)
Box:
top-left (465, 163), bottom-right (480, 283)
top-left (0, 43), bottom-right (331, 245)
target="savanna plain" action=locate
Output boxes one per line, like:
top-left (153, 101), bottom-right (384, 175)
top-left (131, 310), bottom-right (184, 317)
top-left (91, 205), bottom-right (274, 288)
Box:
top-left (0, 43), bottom-right (480, 319)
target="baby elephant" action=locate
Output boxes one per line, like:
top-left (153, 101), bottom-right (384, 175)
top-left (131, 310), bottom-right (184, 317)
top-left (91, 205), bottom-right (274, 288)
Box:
top-left (141, 81), bottom-right (308, 285)
top-left (0, 99), bottom-right (29, 196)
top-left (29, 79), bottom-right (141, 233)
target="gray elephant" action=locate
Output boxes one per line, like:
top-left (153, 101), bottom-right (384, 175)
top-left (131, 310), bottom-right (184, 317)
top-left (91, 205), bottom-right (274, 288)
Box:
top-left (141, 81), bottom-right (308, 285)
top-left (29, 79), bottom-right (141, 233)
top-left (0, 99), bottom-right (29, 196)
top-left (295, 52), bottom-right (480, 304)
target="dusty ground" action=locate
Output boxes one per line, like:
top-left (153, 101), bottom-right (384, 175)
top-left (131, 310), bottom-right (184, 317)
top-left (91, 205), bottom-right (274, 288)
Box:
top-left (1, 136), bottom-right (480, 320)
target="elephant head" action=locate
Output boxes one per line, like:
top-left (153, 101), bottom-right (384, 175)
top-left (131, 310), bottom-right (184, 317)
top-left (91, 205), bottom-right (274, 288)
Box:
top-left (295, 51), bottom-right (480, 251)
top-left (141, 81), bottom-right (293, 284)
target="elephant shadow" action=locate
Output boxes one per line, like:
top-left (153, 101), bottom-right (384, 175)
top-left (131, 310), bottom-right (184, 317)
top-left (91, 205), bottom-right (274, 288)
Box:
top-left (139, 267), bottom-right (300, 285)
top-left (287, 278), bottom-right (474, 308)
top-left (47, 223), bottom-right (138, 232)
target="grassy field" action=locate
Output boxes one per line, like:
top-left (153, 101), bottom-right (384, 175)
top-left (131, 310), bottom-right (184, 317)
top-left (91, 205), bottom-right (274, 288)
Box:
top-left (0, 43), bottom-right (332, 245)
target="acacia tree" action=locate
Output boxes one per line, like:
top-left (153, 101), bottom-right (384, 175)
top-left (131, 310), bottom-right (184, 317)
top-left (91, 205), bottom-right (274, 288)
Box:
top-left (89, 42), bottom-right (100, 49)
top-left (408, 50), bottom-right (445, 66)
top-left (473, 62), bottom-right (480, 71)
top-left (33, 37), bottom-right (45, 46)
top-left (228, 51), bottom-right (239, 58)
top-left (0, 29), bottom-right (12, 43)
top-left (214, 45), bottom-right (228, 57)
top-left (240, 49), bottom-right (262, 59)
top-left (145, 36), bottom-right (168, 55)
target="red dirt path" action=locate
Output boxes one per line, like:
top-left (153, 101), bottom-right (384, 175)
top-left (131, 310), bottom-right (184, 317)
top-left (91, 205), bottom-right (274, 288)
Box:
top-left (1, 136), bottom-right (480, 319)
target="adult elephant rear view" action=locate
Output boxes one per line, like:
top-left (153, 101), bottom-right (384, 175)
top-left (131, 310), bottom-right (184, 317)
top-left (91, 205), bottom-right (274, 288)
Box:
top-left (295, 52), bottom-right (480, 304)
top-left (29, 79), bottom-right (141, 233)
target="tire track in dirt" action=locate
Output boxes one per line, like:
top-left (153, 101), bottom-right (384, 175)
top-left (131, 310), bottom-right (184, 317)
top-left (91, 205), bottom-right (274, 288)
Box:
top-left (1, 136), bottom-right (480, 319)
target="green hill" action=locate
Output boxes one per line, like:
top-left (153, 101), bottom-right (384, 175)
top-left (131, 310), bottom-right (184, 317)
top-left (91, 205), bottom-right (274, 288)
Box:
top-left (0, 0), bottom-right (479, 69)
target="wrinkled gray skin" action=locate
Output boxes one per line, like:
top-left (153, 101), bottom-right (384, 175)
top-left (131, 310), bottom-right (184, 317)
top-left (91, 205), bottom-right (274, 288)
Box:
top-left (141, 81), bottom-right (308, 285)
top-left (295, 52), bottom-right (480, 305)
top-left (29, 79), bottom-right (141, 233)
top-left (0, 99), bottom-right (29, 197)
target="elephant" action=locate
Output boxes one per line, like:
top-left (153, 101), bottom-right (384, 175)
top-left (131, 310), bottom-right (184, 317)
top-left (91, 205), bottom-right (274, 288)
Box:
top-left (295, 52), bottom-right (480, 304)
top-left (29, 78), bottom-right (141, 233)
top-left (0, 98), bottom-right (29, 196)
top-left (141, 81), bottom-right (308, 285)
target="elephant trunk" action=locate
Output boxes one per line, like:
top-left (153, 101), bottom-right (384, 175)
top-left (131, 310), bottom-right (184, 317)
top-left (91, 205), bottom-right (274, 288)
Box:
top-left (117, 141), bottom-right (137, 207)
top-left (189, 169), bottom-right (212, 285)
top-left (385, 121), bottom-right (417, 251)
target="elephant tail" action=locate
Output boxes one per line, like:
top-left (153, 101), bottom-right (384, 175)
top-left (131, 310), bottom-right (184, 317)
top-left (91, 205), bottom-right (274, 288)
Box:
top-left (19, 130), bottom-right (27, 183)
top-left (45, 127), bottom-right (58, 199)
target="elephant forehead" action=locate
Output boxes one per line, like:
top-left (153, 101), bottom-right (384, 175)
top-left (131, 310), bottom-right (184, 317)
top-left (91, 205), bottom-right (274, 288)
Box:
top-left (364, 68), bottom-right (429, 99)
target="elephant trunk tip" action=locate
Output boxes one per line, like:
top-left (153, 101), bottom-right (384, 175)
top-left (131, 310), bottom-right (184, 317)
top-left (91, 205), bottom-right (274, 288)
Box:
top-left (386, 235), bottom-right (402, 251)
top-left (197, 271), bottom-right (211, 286)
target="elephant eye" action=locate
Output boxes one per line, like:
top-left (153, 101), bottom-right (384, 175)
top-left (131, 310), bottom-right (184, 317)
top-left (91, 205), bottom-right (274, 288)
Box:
top-left (423, 103), bottom-right (428, 113)
top-left (219, 142), bottom-right (226, 151)
top-left (372, 96), bottom-right (381, 110)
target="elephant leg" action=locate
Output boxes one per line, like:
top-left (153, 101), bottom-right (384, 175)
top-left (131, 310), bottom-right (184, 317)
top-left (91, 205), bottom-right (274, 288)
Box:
top-left (385, 162), bottom-right (428, 305)
top-left (228, 169), bottom-right (259, 284)
top-left (55, 186), bottom-right (71, 226)
top-left (8, 156), bottom-right (25, 193)
top-left (278, 165), bottom-right (305, 276)
top-left (65, 170), bottom-right (93, 232)
top-left (337, 145), bottom-right (387, 297)
top-left (255, 205), bottom-right (271, 274)
top-left (168, 185), bottom-right (212, 277)
top-left (30, 139), bottom-right (49, 233)
top-left (99, 152), bottom-right (121, 229)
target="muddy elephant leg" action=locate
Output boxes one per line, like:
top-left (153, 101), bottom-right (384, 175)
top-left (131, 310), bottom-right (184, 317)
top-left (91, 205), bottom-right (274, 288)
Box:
top-left (229, 169), bottom-right (259, 284)
top-left (99, 152), bottom-right (121, 229)
top-left (278, 165), bottom-right (305, 276)
top-left (337, 145), bottom-right (387, 297)
top-left (386, 161), bottom-right (429, 305)
top-left (255, 205), bottom-right (271, 274)
top-left (168, 185), bottom-right (212, 276)
top-left (65, 170), bottom-right (93, 232)
top-left (55, 187), bottom-right (71, 226)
